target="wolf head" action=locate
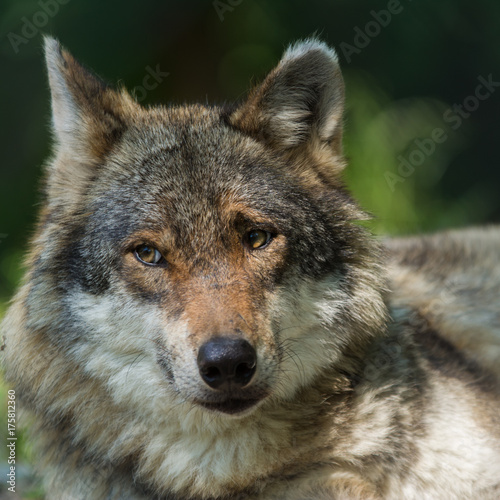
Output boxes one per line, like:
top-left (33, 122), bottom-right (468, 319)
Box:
top-left (0, 36), bottom-right (391, 497)
top-left (22, 37), bottom-right (387, 421)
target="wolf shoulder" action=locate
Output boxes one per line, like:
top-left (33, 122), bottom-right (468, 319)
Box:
top-left (384, 225), bottom-right (500, 380)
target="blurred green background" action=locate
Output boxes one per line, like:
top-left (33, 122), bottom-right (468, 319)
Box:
top-left (0, 0), bottom-right (499, 496)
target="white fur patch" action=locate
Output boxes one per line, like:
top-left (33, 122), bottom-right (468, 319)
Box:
top-left (282, 38), bottom-right (339, 65)
top-left (269, 274), bottom-right (349, 400)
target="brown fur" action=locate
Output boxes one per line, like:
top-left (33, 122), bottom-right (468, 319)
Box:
top-left (1, 37), bottom-right (499, 499)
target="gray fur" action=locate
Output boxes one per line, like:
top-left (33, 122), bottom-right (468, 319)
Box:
top-left (1, 37), bottom-right (499, 500)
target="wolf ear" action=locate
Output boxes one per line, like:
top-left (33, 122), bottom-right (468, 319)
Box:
top-left (44, 36), bottom-right (137, 162)
top-left (229, 39), bottom-right (344, 156)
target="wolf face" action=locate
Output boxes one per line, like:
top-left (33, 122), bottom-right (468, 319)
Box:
top-left (32, 38), bottom-right (386, 419)
top-left (2, 38), bottom-right (389, 498)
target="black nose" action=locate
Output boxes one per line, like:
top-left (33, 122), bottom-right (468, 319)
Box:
top-left (197, 337), bottom-right (257, 390)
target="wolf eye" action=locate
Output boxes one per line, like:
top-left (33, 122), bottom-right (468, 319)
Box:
top-left (243, 230), bottom-right (272, 250)
top-left (134, 245), bottom-right (164, 266)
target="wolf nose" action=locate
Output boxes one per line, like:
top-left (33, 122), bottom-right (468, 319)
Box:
top-left (197, 337), bottom-right (257, 390)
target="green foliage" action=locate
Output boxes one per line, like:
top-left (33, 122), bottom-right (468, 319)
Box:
top-left (344, 72), bottom-right (478, 235)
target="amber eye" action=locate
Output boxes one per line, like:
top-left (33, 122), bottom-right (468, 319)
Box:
top-left (244, 230), bottom-right (272, 250)
top-left (134, 245), bottom-right (164, 266)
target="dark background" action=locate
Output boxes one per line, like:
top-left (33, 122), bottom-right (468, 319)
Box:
top-left (1, 0), bottom-right (499, 306)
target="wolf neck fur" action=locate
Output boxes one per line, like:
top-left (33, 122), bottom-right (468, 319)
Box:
top-left (14, 291), bottom-right (428, 499)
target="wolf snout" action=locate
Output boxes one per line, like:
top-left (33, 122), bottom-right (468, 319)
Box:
top-left (197, 337), bottom-right (257, 390)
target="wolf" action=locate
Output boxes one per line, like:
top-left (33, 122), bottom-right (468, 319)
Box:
top-left (1, 36), bottom-right (500, 500)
